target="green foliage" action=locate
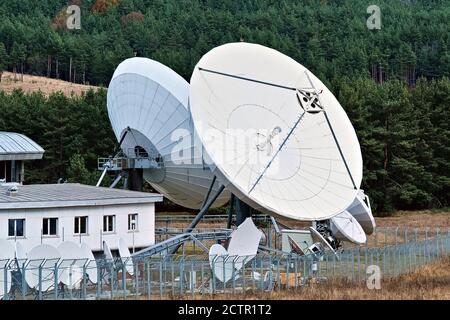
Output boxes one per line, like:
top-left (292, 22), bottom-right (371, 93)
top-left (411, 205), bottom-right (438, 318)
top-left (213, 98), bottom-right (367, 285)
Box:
top-left (67, 153), bottom-right (92, 184)
top-left (0, 1), bottom-right (449, 84)
top-left (0, 88), bottom-right (116, 184)
top-left (336, 77), bottom-right (450, 212)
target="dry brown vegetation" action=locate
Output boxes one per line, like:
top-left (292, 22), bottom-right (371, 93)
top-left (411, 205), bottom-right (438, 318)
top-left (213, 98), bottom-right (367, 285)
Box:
top-left (0, 71), bottom-right (101, 96)
top-left (156, 209), bottom-right (450, 230)
top-left (167, 257), bottom-right (450, 300)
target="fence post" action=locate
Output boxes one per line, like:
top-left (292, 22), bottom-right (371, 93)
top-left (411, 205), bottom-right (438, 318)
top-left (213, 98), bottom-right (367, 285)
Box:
top-left (159, 259), bottom-right (163, 299)
top-left (38, 264), bottom-right (43, 300)
top-left (21, 262), bottom-right (26, 299)
top-left (122, 261), bottom-right (126, 299)
top-left (54, 262), bottom-right (58, 300)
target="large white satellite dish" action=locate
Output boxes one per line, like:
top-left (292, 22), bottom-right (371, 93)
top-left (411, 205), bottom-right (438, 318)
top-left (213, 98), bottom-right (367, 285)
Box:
top-left (208, 244), bottom-right (234, 283)
top-left (190, 42), bottom-right (363, 221)
top-left (330, 211), bottom-right (367, 245)
top-left (57, 241), bottom-right (86, 288)
top-left (347, 190), bottom-right (376, 235)
top-left (0, 240), bottom-right (14, 299)
top-left (227, 218), bottom-right (262, 269)
top-left (26, 244), bottom-right (61, 292)
top-left (80, 243), bottom-right (98, 284)
top-left (118, 238), bottom-right (134, 276)
top-left (107, 57), bottom-right (229, 209)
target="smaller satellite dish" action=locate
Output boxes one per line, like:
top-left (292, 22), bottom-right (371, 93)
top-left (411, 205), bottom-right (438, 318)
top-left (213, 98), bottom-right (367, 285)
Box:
top-left (26, 244), bottom-right (61, 292)
top-left (287, 236), bottom-right (306, 256)
top-left (0, 261), bottom-right (12, 300)
top-left (330, 210), bottom-right (367, 245)
top-left (0, 240), bottom-right (14, 299)
top-left (57, 241), bottom-right (86, 288)
top-left (118, 238), bottom-right (134, 276)
top-left (227, 218), bottom-right (262, 269)
top-left (103, 241), bottom-right (114, 262)
top-left (0, 240), bottom-right (15, 260)
top-left (80, 243), bottom-right (97, 284)
top-left (347, 191), bottom-right (376, 235)
top-left (208, 244), bottom-right (234, 283)
top-left (15, 242), bottom-right (27, 260)
top-left (309, 227), bottom-right (337, 257)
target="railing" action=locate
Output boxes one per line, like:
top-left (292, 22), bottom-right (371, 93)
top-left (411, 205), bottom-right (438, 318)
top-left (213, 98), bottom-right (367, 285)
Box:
top-left (1, 228), bottom-right (449, 300)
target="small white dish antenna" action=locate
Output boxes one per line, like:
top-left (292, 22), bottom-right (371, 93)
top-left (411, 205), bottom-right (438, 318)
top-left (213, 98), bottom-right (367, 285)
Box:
top-left (330, 210), bottom-right (367, 245)
top-left (347, 190), bottom-right (376, 235)
top-left (0, 240), bottom-right (15, 260)
top-left (0, 240), bottom-right (14, 299)
top-left (103, 241), bottom-right (114, 262)
top-left (26, 244), bottom-right (61, 292)
top-left (189, 42), bottom-right (363, 221)
top-left (118, 238), bottom-right (134, 276)
top-left (287, 236), bottom-right (306, 256)
top-left (57, 241), bottom-right (86, 288)
top-left (208, 244), bottom-right (234, 283)
top-left (227, 218), bottom-right (262, 269)
top-left (80, 243), bottom-right (98, 284)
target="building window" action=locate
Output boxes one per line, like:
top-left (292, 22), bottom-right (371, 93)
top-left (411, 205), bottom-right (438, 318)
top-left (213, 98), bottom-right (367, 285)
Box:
top-left (74, 216), bottom-right (88, 235)
top-left (128, 214), bottom-right (138, 231)
top-left (103, 215), bottom-right (115, 233)
top-left (43, 218), bottom-right (58, 236)
top-left (8, 219), bottom-right (25, 237)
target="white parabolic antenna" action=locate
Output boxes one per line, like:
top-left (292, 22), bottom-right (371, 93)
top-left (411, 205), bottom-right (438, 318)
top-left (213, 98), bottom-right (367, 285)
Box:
top-left (80, 243), bottom-right (97, 284)
top-left (190, 43), bottom-right (363, 220)
top-left (103, 241), bottom-right (114, 261)
top-left (227, 218), bottom-right (262, 269)
top-left (26, 244), bottom-right (61, 291)
top-left (0, 240), bottom-right (14, 298)
top-left (330, 210), bottom-right (367, 245)
top-left (347, 191), bottom-right (376, 235)
top-left (107, 57), bottom-right (228, 209)
top-left (208, 244), bottom-right (234, 283)
top-left (57, 241), bottom-right (86, 288)
top-left (118, 238), bottom-right (134, 275)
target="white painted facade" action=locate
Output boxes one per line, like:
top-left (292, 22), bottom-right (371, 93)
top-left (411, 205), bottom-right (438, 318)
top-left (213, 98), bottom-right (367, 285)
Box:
top-left (0, 202), bottom-right (155, 253)
top-left (0, 183), bottom-right (162, 253)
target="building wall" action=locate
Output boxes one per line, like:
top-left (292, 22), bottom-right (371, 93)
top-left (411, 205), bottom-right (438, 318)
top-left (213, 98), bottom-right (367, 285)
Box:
top-left (0, 202), bottom-right (155, 253)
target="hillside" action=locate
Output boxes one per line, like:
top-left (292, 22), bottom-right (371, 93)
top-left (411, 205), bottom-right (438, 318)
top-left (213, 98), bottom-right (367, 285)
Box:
top-left (0, 72), bottom-right (101, 96)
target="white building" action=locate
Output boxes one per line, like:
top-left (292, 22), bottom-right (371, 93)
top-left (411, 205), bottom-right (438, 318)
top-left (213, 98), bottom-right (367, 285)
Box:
top-left (0, 183), bottom-right (162, 253)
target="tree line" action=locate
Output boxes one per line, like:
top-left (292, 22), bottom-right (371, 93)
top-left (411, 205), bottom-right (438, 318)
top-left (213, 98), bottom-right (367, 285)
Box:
top-left (0, 0), bottom-right (449, 86)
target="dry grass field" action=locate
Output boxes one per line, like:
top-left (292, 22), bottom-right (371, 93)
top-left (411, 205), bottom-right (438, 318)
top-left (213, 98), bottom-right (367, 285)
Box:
top-left (156, 209), bottom-right (450, 230)
top-left (0, 72), bottom-right (101, 96)
top-left (167, 257), bottom-right (450, 300)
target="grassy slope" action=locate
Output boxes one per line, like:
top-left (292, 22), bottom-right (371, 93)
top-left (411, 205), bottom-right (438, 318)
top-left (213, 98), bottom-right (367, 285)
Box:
top-left (0, 72), bottom-right (101, 96)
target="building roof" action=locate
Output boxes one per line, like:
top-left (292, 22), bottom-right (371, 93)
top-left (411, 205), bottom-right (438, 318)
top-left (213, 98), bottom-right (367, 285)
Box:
top-left (0, 183), bottom-right (163, 210)
top-left (0, 132), bottom-right (45, 161)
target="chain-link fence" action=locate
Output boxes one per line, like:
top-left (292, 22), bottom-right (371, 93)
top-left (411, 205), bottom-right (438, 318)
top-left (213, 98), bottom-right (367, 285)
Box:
top-left (1, 227), bottom-right (449, 300)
